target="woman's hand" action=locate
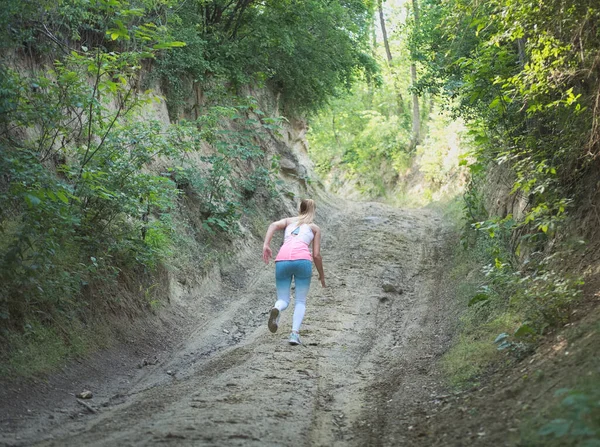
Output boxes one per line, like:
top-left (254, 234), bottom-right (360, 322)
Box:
top-left (263, 218), bottom-right (288, 265)
top-left (319, 275), bottom-right (326, 288)
top-left (263, 245), bottom-right (272, 264)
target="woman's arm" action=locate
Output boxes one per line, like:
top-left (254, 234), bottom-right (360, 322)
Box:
top-left (263, 218), bottom-right (289, 264)
top-left (311, 225), bottom-right (326, 287)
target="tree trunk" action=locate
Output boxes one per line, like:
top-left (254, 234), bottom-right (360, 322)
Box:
top-left (367, 23), bottom-right (377, 108)
top-left (379, 0), bottom-right (405, 115)
top-left (378, 0), bottom-right (393, 64)
top-left (410, 0), bottom-right (421, 149)
top-left (332, 113), bottom-right (341, 148)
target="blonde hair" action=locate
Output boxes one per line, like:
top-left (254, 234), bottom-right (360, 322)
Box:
top-left (296, 199), bottom-right (316, 225)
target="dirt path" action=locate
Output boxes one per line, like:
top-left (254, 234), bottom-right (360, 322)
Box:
top-left (2, 201), bottom-right (459, 447)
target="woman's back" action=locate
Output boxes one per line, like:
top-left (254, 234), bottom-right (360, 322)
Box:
top-left (276, 221), bottom-right (314, 262)
top-left (283, 221), bottom-right (314, 245)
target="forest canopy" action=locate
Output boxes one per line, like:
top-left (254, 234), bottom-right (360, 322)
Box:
top-left (1, 0), bottom-right (377, 115)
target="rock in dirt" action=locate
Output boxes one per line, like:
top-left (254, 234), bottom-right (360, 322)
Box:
top-left (76, 391), bottom-right (93, 399)
top-left (382, 281), bottom-right (402, 294)
top-left (279, 157), bottom-right (298, 174)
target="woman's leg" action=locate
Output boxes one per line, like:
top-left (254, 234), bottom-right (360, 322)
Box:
top-left (291, 260), bottom-right (313, 333)
top-left (274, 261), bottom-right (293, 311)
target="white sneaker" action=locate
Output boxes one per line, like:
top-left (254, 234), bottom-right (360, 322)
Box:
top-left (268, 308), bottom-right (280, 333)
top-left (288, 332), bottom-right (301, 345)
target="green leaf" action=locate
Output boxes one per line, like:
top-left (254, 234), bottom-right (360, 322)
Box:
top-left (494, 333), bottom-right (509, 344)
top-left (553, 388), bottom-right (571, 397)
top-left (497, 341), bottom-right (512, 350)
top-left (46, 190), bottom-right (57, 201)
top-left (469, 163), bottom-right (484, 174)
top-left (538, 419), bottom-right (571, 438)
top-left (514, 324), bottom-right (535, 338)
top-left (561, 394), bottom-right (586, 407)
top-left (55, 191), bottom-right (69, 204)
top-left (489, 97), bottom-right (501, 110)
top-left (468, 293), bottom-right (489, 307)
top-left (152, 41), bottom-right (187, 50)
top-left (24, 194), bottom-right (41, 206)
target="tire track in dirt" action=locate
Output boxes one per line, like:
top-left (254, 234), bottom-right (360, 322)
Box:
top-left (11, 200), bottom-right (456, 447)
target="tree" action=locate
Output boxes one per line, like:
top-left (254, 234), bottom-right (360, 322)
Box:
top-left (379, 0), bottom-right (393, 63)
top-left (410, 0), bottom-right (421, 148)
top-left (378, 0), bottom-right (406, 115)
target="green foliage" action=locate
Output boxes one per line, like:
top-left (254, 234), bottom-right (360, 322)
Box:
top-left (307, 47), bottom-right (411, 196)
top-left (522, 380), bottom-right (600, 446)
top-left (0, 0), bottom-right (377, 375)
top-left (412, 0), bottom-right (597, 390)
top-left (243, 0), bottom-right (376, 113)
top-left (442, 209), bottom-right (583, 387)
top-left (306, 2), bottom-right (472, 204)
top-left (143, 0), bottom-right (377, 118)
top-left (0, 61), bottom-right (183, 324)
top-left (418, 0), bottom-right (600, 234)
top-left (469, 212), bottom-right (583, 332)
top-left (0, 60), bottom-right (279, 330)
top-left (167, 102), bottom-right (280, 234)
top-left (0, 1), bottom-right (281, 347)
top-left (2, 0), bottom-right (376, 117)
top-left (308, 79), bottom-right (411, 197)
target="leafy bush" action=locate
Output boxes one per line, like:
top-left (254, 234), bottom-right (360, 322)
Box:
top-left (0, 3), bottom-right (282, 339)
top-left (417, 0), bottom-right (600, 242)
top-left (142, 0), bottom-right (377, 117)
top-left (442, 211), bottom-right (583, 387)
top-left (308, 81), bottom-right (412, 198)
top-left (0, 63), bottom-right (280, 330)
top-left (522, 382), bottom-right (600, 447)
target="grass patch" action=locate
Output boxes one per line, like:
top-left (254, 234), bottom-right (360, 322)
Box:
top-left (442, 308), bottom-right (521, 388)
top-left (0, 318), bottom-right (108, 379)
top-left (439, 209), bottom-right (524, 388)
top-left (442, 336), bottom-right (498, 387)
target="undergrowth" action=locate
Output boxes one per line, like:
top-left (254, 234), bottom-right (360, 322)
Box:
top-left (0, 60), bottom-right (282, 379)
top-left (442, 192), bottom-right (584, 389)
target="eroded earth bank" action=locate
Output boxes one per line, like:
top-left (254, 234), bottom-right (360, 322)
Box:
top-left (2, 200), bottom-right (461, 447)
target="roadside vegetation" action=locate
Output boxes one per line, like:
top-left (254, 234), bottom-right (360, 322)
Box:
top-left (309, 0), bottom-right (599, 444)
top-left (0, 0), bottom-right (376, 377)
top-left (421, 0), bottom-right (599, 444)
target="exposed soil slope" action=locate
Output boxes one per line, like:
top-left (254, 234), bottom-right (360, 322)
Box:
top-left (1, 200), bottom-right (460, 446)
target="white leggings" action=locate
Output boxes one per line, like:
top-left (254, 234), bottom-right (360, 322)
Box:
top-left (274, 260), bottom-right (312, 332)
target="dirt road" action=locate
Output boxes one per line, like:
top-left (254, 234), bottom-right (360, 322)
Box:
top-left (2, 201), bottom-right (459, 446)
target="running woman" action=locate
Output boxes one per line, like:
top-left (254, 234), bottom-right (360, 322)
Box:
top-left (262, 199), bottom-right (326, 345)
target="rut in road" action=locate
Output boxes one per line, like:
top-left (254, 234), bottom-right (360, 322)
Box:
top-left (35, 201), bottom-right (456, 447)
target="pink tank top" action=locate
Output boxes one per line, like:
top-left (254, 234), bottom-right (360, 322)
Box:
top-left (275, 222), bottom-right (314, 262)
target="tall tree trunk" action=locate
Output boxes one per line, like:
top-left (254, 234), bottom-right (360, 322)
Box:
top-left (410, 0), bottom-right (421, 149)
top-left (367, 22), bottom-right (377, 108)
top-left (378, 0), bottom-right (393, 64)
top-left (378, 0), bottom-right (405, 115)
top-left (332, 113), bottom-right (341, 148)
